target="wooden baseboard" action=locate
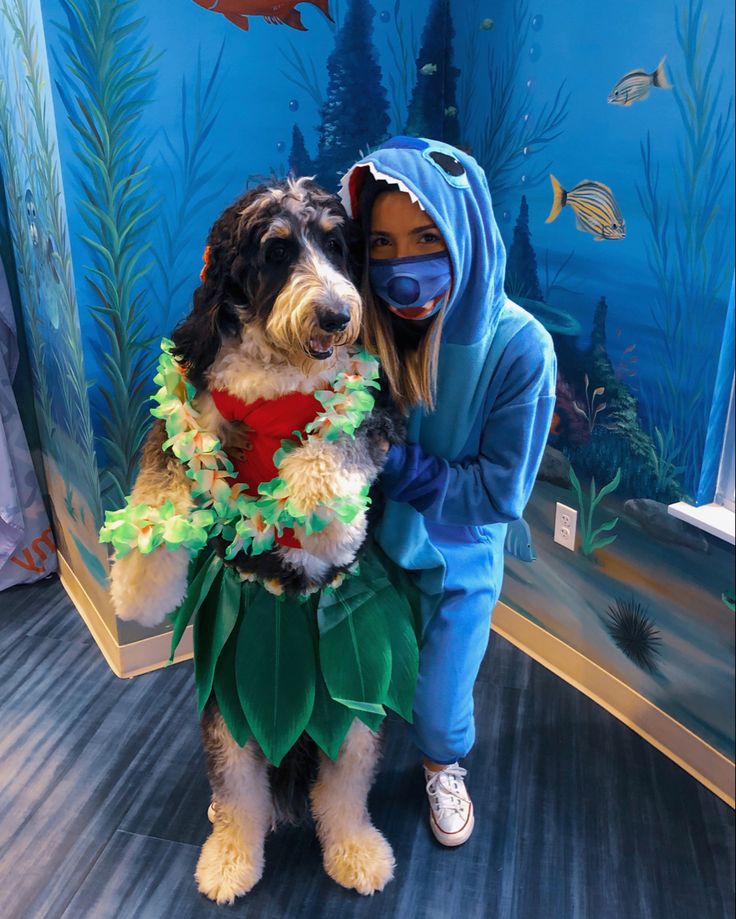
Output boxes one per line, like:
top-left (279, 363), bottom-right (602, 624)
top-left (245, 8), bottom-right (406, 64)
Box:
top-left (492, 601), bottom-right (735, 808)
top-left (58, 552), bottom-right (194, 678)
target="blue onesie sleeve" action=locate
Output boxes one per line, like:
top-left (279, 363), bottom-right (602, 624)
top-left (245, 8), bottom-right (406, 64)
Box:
top-left (380, 321), bottom-right (556, 527)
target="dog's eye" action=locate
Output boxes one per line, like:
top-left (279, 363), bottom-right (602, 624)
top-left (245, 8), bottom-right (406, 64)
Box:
top-left (326, 237), bottom-right (342, 254)
top-left (266, 243), bottom-right (288, 263)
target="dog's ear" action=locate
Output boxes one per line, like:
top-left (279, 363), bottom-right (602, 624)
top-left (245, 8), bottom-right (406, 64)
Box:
top-left (171, 189), bottom-right (265, 388)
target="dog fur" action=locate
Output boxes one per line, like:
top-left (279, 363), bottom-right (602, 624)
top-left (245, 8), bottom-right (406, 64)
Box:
top-left (108, 177), bottom-right (404, 902)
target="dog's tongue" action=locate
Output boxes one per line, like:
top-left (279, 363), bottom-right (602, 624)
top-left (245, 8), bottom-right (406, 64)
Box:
top-left (309, 334), bottom-right (335, 355)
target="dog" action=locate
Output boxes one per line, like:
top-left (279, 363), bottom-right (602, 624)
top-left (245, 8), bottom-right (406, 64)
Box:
top-left (108, 177), bottom-right (406, 904)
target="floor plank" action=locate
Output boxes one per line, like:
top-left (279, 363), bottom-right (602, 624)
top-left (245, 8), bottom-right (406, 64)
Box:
top-left (0, 576), bottom-right (733, 919)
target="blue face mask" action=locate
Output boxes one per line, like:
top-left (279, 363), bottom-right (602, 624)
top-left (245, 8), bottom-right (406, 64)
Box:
top-left (369, 252), bottom-right (452, 319)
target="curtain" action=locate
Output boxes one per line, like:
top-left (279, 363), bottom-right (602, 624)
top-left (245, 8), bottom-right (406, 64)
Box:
top-left (696, 278), bottom-right (735, 507)
top-left (0, 258), bottom-right (57, 589)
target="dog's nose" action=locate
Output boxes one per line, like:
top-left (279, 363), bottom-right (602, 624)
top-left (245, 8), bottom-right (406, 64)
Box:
top-left (317, 306), bottom-right (351, 333)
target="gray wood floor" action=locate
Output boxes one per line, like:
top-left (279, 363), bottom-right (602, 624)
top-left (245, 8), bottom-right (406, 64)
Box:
top-left (0, 575), bottom-right (733, 919)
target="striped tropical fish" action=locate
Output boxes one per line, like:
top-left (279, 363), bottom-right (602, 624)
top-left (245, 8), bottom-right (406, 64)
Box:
top-left (545, 175), bottom-right (626, 241)
top-left (608, 57), bottom-right (671, 106)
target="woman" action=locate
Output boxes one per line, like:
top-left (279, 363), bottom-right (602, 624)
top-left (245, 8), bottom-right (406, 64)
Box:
top-left (340, 137), bottom-right (556, 846)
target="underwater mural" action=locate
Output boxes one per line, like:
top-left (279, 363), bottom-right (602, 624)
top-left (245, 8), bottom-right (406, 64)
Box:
top-left (0, 0), bottom-right (732, 766)
top-left (0, 0), bottom-right (109, 611)
top-left (487, 0), bottom-right (735, 760)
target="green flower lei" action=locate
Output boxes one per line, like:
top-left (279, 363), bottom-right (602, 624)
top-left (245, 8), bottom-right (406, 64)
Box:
top-left (100, 339), bottom-right (381, 564)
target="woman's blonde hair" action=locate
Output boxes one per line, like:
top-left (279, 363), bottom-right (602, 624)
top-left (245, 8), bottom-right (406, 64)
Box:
top-left (360, 280), bottom-right (444, 414)
top-left (356, 173), bottom-right (447, 414)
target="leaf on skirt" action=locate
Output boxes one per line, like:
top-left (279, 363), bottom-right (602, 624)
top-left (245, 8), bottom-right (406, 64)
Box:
top-left (236, 589), bottom-right (316, 766)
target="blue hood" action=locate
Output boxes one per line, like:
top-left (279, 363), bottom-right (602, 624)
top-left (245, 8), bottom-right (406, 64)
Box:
top-left (340, 136), bottom-right (507, 346)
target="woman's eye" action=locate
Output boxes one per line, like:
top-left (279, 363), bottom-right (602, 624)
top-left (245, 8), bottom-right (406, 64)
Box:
top-left (370, 236), bottom-right (389, 248)
top-left (421, 232), bottom-right (440, 243)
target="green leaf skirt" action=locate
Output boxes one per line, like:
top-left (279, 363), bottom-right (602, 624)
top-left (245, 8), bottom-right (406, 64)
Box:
top-left (167, 543), bottom-right (420, 766)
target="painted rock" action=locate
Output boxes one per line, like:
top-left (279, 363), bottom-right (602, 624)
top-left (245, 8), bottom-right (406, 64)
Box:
top-left (623, 498), bottom-right (709, 553)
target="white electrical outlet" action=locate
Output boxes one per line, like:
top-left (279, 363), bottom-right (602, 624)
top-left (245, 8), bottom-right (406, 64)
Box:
top-left (554, 502), bottom-right (577, 551)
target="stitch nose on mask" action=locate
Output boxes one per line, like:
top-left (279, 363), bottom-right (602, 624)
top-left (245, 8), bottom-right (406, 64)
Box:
top-left (316, 305), bottom-right (351, 332)
top-left (387, 275), bottom-right (421, 306)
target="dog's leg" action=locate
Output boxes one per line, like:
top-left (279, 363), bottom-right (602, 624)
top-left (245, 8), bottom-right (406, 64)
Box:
top-left (196, 704), bottom-right (272, 905)
top-left (108, 420), bottom-right (193, 626)
top-left (310, 719), bottom-right (395, 895)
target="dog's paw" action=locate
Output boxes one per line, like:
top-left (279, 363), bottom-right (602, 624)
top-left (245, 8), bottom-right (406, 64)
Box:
top-left (195, 826), bottom-right (264, 905)
top-left (321, 824), bottom-right (395, 896)
top-left (109, 546), bottom-right (189, 627)
top-left (278, 438), bottom-right (342, 514)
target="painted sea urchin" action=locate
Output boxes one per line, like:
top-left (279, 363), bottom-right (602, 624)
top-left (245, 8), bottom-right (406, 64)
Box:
top-left (605, 597), bottom-right (663, 673)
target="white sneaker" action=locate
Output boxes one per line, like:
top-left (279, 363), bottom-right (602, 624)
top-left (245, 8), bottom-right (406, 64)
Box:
top-left (423, 762), bottom-right (474, 847)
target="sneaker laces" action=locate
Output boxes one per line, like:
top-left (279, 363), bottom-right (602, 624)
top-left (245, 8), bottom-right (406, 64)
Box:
top-left (425, 763), bottom-right (471, 817)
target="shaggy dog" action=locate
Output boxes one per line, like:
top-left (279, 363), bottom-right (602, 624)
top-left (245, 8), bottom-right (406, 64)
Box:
top-left (108, 177), bottom-right (406, 904)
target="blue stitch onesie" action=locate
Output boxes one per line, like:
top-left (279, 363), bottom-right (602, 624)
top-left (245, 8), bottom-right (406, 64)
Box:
top-left (341, 137), bottom-right (557, 763)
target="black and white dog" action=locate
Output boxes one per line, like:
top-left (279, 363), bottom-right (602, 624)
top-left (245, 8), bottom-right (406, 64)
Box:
top-left (108, 178), bottom-right (404, 903)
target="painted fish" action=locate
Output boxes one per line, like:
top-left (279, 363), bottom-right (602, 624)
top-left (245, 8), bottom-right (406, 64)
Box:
top-left (504, 518), bottom-right (537, 562)
top-left (480, 18), bottom-right (495, 31)
top-left (545, 175), bottom-right (626, 241)
top-left (192, 0), bottom-right (332, 33)
top-left (608, 56), bottom-right (671, 106)
top-left (419, 63), bottom-right (438, 75)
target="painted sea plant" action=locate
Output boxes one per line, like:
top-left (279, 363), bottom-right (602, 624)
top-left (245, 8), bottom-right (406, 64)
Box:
top-left (153, 42), bottom-right (231, 327)
top-left (314, 0), bottom-right (390, 190)
top-left (384, 0), bottom-right (419, 136)
top-left (457, 0), bottom-right (569, 206)
top-left (1, 0), bottom-right (102, 522)
top-left (637, 0), bottom-right (734, 494)
top-left (404, 0), bottom-right (460, 145)
top-left (569, 466), bottom-right (621, 557)
top-left (53, 0), bottom-right (160, 510)
top-left (279, 38), bottom-right (326, 110)
top-left (0, 33), bottom-right (56, 454)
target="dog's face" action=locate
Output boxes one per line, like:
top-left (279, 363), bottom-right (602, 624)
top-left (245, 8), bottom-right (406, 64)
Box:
top-left (173, 178), bottom-right (363, 386)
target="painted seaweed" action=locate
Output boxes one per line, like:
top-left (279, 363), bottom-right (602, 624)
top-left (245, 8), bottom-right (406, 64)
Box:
top-left (53, 0), bottom-right (160, 511)
top-left (636, 0), bottom-right (734, 494)
top-left (314, 0), bottom-right (390, 190)
top-left (0, 34), bottom-right (56, 453)
top-left (404, 0), bottom-right (460, 145)
top-left (1, 0), bottom-right (102, 522)
top-left (383, 0), bottom-right (419, 136)
top-left (458, 0), bottom-right (569, 206)
top-left (154, 42), bottom-right (231, 327)
top-left (279, 38), bottom-right (326, 110)
top-left (569, 466), bottom-right (621, 557)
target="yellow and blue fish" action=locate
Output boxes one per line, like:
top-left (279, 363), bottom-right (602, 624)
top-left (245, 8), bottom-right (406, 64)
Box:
top-left (545, 175), bottom-right (626, 241)
top-left (608, 57), bottom-right (671, 106)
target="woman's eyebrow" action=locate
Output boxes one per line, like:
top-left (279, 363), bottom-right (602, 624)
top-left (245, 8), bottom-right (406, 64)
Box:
top-left (410, 224), bottom-right (438, 235)
top-left (369, 229), bottom-right (391, 237)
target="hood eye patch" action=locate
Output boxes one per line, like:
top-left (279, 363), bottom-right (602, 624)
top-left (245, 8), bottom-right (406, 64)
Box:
top-left (422, 146), bottom-right (470, 189)
top-left (428, 151), bottom-right (465, 177)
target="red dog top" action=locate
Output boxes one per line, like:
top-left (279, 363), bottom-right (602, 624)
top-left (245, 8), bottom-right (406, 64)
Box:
top-left (210, 388), bottom-right (325, 549)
